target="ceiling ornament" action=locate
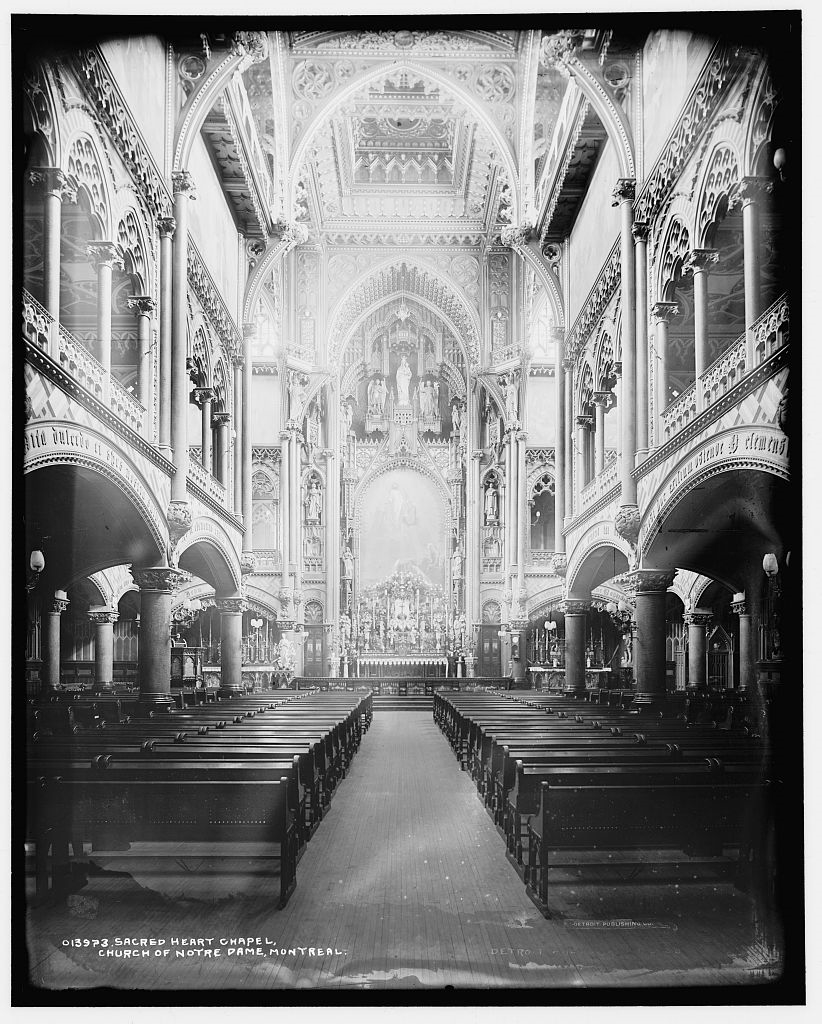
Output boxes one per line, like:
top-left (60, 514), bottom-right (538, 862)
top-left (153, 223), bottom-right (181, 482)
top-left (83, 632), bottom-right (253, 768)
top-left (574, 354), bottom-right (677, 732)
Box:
top-left (299, 30), bottom-right (513, 54)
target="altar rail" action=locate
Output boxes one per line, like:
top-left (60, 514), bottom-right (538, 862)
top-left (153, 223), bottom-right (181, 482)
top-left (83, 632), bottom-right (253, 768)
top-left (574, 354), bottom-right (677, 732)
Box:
top-left (292, 676), bottom-right (513, 695)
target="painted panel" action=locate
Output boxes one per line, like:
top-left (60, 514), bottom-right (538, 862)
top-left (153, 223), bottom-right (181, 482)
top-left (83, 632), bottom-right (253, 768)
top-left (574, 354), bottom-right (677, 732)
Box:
top-left (525, 376), bottom-right (556, 445)
top-left (359, 468), bottom-right (447, 589)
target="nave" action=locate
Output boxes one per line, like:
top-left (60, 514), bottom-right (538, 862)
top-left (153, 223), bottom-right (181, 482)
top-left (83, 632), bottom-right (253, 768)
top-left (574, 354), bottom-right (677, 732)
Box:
top-left (26, 701), bottom-right (776, 992)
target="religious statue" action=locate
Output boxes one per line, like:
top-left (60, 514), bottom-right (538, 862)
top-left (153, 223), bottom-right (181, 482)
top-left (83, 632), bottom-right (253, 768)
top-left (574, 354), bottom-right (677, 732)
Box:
top-left (304, 478), bottom-right (322, 523)
top-left (504, 373), bottom-right (519, 427)
top-left (451, 401), bottom-right (462, 437)
top-left (343, 400), bottom-right (354, 435)
top-left (451, 546), bottom-right (462, 579)
top-left (432, 380), bottom-right (440, 414)
top-left (342, 545), bottom-right (354, 578)
top-left (396, 355), bottom-right (412, 406)
top-left (376, 377), bottom-right (387, 414)
top-left (289, 372), bottom-right (307, 421)
top-left (484, 480), bottom-right (499, 523)
top-left (367, 377), bottom-right (378, 416)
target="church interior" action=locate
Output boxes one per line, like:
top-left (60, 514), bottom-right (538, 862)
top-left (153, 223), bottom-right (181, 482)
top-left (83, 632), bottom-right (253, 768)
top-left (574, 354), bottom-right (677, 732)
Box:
top-left (17, 16), bottom-right (802, 999)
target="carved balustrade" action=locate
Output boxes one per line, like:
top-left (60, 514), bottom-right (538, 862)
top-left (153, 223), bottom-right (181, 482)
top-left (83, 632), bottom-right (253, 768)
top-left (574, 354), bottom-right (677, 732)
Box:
top-left (56, 323), bottom-right (106, 401)
top-left (252, 549), bottom-right (283, 573)
top-left (22, 290), bottom-right (52, 351)
top-left (661, 381), bottom-right (698, 442)
top-left (580, 450), bottom-right (620, 510)
top-left (186, 455), bottom-right (227, 504)
top-left (109, 376), bottom-right (145, 434)
top-left (751, 292), bottom-right (789, 366)
top-left (701, 335), bottom-right (747, 410)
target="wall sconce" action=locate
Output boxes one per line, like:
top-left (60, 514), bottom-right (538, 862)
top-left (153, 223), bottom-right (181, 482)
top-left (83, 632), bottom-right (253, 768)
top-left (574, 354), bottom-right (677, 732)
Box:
top-left (26, 549), bottom-right (45, 593)
top-left (773, 147), bottom-right (786, 181)
top-left (762, 552), bottom-right (779, 578)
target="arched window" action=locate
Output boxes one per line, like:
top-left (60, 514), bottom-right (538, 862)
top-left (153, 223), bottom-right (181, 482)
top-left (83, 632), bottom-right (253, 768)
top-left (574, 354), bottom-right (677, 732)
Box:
top-left (530, 474), bottom-right (556, 551)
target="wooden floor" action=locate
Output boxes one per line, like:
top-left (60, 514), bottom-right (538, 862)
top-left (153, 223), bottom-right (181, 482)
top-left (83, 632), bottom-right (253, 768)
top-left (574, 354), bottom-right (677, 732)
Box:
top-left (25, 711), bottom-right (782, 992)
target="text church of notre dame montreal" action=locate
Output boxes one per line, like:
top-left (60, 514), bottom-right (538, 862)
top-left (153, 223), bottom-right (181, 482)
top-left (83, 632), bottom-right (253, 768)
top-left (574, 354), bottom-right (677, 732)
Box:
top-left (16, 14), bottom-right (803, 1003)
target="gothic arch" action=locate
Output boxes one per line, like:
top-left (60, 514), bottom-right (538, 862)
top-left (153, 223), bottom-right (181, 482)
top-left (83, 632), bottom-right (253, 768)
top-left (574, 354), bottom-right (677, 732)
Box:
top-left (327, 257), bottom-right (482, 370)
top-left (352, 456), bottom-right (453, 532)
top-left (63, 132), bottom-right (112, 236)
top-left (655, 212), bottom-right (692, 303)
top-left (289, 59), bottom-right (520, 223)
top-left (566, 537), bottom-right (632, 600)
top-left (177, 526), bottom-right (243, 598)
top-left (517, 240), bottom-right (565, 329)
top-left (694, 142), bottom-right (741, 248)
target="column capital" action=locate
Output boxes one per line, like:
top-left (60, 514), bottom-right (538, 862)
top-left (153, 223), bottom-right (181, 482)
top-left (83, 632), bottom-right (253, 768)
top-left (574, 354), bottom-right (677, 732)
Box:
top-left (631, 220), bottom-right (650, 243)
top-left (612, 359), bottom-right (623, 378)
top-left (611, 178), bottom-right (636, 205)
top-left (561, 599), bottom-right (591, 616)
top-left (499, 221), bottom-right (534, 249)
top-left (132, 566), bottom-right (191, 593)
top-left (562, 355), bottom-right (576, 371)
top-left (730, 598), bottom-right (747, 616)
top-left (126, 294), bottom-right (156, 317)
top-left (242, 321), bottom-right (257, 342)
top-left (279, 429), bottom-right (292, 443)
top-left (215, 596), bottom-right (245, 614)
top-left (192, 386), bottom-right (215, 407)
top-left (516, 430), bottom-right (529, 444)
top-left (683, 248), bottom-right (719, 275)
top-left (166, 500), bottom-right (193, 546)
top-left (592, 391), bottom-right (613, 408)
top-left (171, 169), bottom-right (197, 199)
top-left (88, 608), bottom-right (119, 624)
top-left (232, 352), bottom-right (245, 369)
top-left (651, 301), bottom-right (680, 324)
top-left (732, 175), bottom-right (774, 209)
top-left (684, 610), bottom-right (713, 627)
top-left (575, 414), bottom-right (594, 430)
top-left (623, 568), bottom-right (675, 595)
top-left (50, 596), bottom-right (70, 615)
top-left (212, 410), bottom-right (232, 427)
top-left (240, 552), bottom-right (256, 575)
top-left (29, 167), bottom-right (78, 202)
top-left (471, 449), bottom-right (484, 461)
top-left (86, 241), bottom-right (125, 271)
top-left (158, 215), bottom-right (177, 239)
top-left (614, 503), bottom-right (641, 546)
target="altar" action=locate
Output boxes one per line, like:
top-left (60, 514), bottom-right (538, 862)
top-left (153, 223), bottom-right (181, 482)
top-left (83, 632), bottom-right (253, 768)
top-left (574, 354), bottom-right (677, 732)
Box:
top-left (529, 665), bottom-right (615, 690)
top-left (357, 655), bottom-right (449, 679)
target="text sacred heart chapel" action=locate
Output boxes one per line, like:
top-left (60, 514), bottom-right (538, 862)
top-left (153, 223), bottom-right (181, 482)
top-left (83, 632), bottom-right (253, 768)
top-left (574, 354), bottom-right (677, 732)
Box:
top-left (16, 14), bottom-right (802, 1004)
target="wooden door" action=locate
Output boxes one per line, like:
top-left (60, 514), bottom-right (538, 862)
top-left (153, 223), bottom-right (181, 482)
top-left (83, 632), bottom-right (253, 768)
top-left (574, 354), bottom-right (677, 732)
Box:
top-left (304, 626), bottom-right (324, 677)
top-left (479, 625), bottom-right (501, 676)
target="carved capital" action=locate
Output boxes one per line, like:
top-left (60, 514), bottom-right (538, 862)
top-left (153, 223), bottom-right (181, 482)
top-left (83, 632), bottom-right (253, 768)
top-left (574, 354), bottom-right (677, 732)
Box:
top-left (732, 175), bottom-right (774, 209)
top-left (171, 170), bottom-right (197, 199)
top-left (614, 503), bottom-right (641, 546)
top-left (212, 411), bottom-right (232, 428)
top-left (612, 359), bottom-right (623, 379)
top-left (562, 355), bottom-right (576, 371)
top-left (651, 301), bottom-right (680, 324)
top-left (191, 387), bottom-right (215, 407)
top-left (471, 449), bottom-right (484, 461)
top-left (232, 352), bottom-right (245, 369)
top-left (500, 221), bottom-right (534, 249)
top-left (611, 178), bottom-right (636, 206)
top-left (561, 599), bottom-right (591, 616)
top-left (632, 221), bottom-right (650, 243)
top-left (132, 566), bottom-right (190, 593)
top-left (240, 551), bottom-right (256, 575)
top-left (540, 30), bottom-right (585, 69)
top-left (229, 31), bottom-right (270, 66)
top-left (88, 608), bottom-right (119, 624)
top-left (576, 414), bottom-right (594, 430)
top-left (550, 552), bottom-right (568, 578)
top-left (50, 597), bottom-right (70, 615)
top-left (215, 596), bottom-right (245, 614)
top-left (684, 610), bottom-right (713, 627)
top-left (158, 216), bottom-right (176, 239)
top-left (273, 218), bottom-right (309, 247)
top-left (29, 167), bottom-right (77, 202)
top-left (242, 321), bottom-right (257, 343)
top-left (166, 500), bottom-right (193, 547)
top-left (683, 248), bottom-right (719, 275)
top-left (592, 391), bottom-right (613, 409)
top-left (730, 599), bottom-right (747, 616)
top-left (86, 241), bottom-right (125, 271)
top-left (624, 569), bottom-right (676, 595)
top-left (126, 295), bottom-right (156, 317)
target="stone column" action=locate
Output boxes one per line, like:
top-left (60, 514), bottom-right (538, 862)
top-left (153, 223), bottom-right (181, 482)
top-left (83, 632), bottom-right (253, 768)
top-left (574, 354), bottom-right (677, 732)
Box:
top-left (29, 168), bottom-right (77, 335)
top-left (232, 353), bottom-right (244, 516)
top-left (509, 617), bottom-right (529, 686)
top-left (684, 248), bottom-right (719, 411)
top-left (651, 302), bottom-right (680, 445)
top-left (170, 170), bottom-right (196, 503)
top-left (290, 431), bottom-right (302, 599)
top-left (42, 592), bottom-right (69, 694)
top-left (563, 357), bottom-right (574, 522)
top-left (553, 329), bottom-right (566, 552)
top-left (575, 415), bottom-right (592, 492)
top-left (732, 595), bottom-right (755, 691)
top-left (562, 599), bottom-right (590, 692)
top-left (192, 387), bottom-right (215, 473)
top-left (633, 221), bottom-right (650, 458)
top-left (325, 396), bottom-right (338, 626)
top-left (736, 177), bottom-right (773, 368)
top-left (157, 217), bottom-right (175, 455)
top-left (89, 608), bottom-right (119, 691)
top-left (516, 431), bottom-right (527, 608)
top-left (507, 432), bottom-right (518, 585)
top-left (685, 610), bottom-right (712, 689)
top-left (127, 295), bottom-right (156, 438)
top-left (279, 429), bottom-right (291, 573)
top-left (242, 324), bottom-right (254, 554)
top-left (86, 242), bottom-right (124, 402)
top-left (212, 411), bottom-right (232, 487)
top-left (132, 567), bottom-right (188, 709)
top-left (629, 570), bottom-right (675, 699)
top-left (216, 596), bottom-right (244, 695)
top-left (592, 393), bottom-right (610, 476)
top-left (470, 448), bottom-right (483, 631)
top-left (612, 178), bottom-right (637, 511)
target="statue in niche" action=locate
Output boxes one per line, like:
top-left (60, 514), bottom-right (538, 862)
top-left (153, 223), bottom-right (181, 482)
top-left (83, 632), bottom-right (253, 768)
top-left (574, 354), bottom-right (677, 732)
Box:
top-left (396, 355), bottom-right (412, 407)
top-left (368, 376), bottom-right (387, 416)
top-left (432, 380), bottom-right (440, 414)
top-left (343, 400), bottom-right (354, 435)
top-left (342, 545), bottom-right (354, 579)
top-left (504, 373), bottom-right (519, 427)
top-left (484, 480), bottom-right (499, 524)
top-left (451, 545), bottom-right (462, 579)
top-left (452, 401), bottom-right (462, 439)
top-left (304, 478), bottom-right (322, 523)
top-left (289, 372), bottom-right (307, 421)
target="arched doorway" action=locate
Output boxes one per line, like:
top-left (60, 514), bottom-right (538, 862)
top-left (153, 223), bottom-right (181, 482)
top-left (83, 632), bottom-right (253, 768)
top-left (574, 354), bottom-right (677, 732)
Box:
top-left (303, 600), bottom-right (325, 677)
